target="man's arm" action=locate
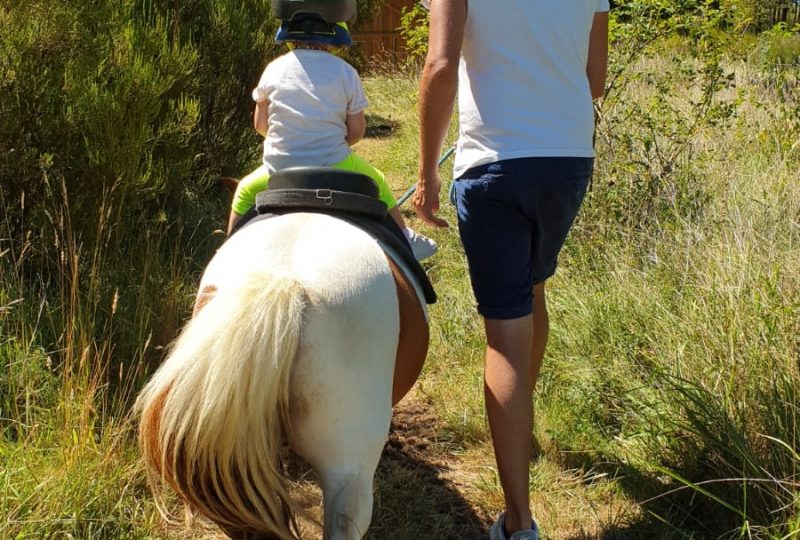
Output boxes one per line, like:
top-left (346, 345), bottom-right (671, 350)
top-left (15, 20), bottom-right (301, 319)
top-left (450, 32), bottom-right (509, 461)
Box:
top-left (413, 0), bottom-right (466, 228)
top-left (587, 11), bottom-right (609, 100)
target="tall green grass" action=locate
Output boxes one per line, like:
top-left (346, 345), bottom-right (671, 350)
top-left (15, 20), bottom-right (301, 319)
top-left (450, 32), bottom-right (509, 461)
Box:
top-left (0, 172), bottom-right (200, 537)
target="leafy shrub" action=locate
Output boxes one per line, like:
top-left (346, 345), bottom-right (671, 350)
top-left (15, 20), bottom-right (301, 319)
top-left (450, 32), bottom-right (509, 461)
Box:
top-left (758, 22), bottom-right (800, 66)
top-left (0, 0), bottom-right (289, 355)
top-left (399, 3), bottom-right (430, 66)
top-left (0, 1), bottom-right (199, 237)
top-left (590, 0), bottom-right (738, 231)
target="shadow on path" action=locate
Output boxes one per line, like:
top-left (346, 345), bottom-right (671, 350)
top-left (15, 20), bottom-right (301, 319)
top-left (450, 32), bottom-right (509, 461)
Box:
top-left (366, 400), bottom-right (491, 540)
top-left (553, 452), bottom-right (712, 540)
top-left (365, 114), bottom-right (399, 138)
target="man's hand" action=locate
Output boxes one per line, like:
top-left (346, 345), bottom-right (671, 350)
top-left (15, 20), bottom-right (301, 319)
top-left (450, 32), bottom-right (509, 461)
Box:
top-left (413, 171), bottom-right (450, 228)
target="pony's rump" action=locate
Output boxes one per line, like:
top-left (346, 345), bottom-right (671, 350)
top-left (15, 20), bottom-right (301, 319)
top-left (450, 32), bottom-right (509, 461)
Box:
top-left (137, 211), bottom-right (428, 540)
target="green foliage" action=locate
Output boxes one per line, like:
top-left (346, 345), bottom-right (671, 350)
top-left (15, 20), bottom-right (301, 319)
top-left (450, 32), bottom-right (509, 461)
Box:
top-left (0, 0), bottom-right (287, 362)
top-left (594, 0), bottom-right (738, 230)
top-left (399, 3), bottom-right (430, 66)
top-left (0, 1), bottom-right (200, 237)
top-left (723, 0), bottom-right (799, 32)
top-left (758, 22), bottom-right (800, 66)
top-left (558, 20), bottom-right (799, 524)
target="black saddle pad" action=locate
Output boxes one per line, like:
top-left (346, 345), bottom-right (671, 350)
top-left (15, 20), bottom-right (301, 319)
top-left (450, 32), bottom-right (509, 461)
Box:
top-left (230, 167), bottom-right (437, 304)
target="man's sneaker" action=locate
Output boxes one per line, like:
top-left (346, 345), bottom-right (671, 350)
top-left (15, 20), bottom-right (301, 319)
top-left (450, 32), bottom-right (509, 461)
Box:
top-left (489, 512), bottom-right (539, 540)
top-left (404, 228), bottom-right (438, 261)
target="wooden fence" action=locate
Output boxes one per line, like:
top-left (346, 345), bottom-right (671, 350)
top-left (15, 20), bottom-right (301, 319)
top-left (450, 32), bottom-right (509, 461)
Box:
top-left (769, 3), bottom-right (800, 26)
top-left (351, 0), bottom-right (414, 66)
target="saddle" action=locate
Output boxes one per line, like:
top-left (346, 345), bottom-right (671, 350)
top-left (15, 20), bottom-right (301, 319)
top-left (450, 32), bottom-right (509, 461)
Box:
top-left (232, 167), bottom-right (436, 304)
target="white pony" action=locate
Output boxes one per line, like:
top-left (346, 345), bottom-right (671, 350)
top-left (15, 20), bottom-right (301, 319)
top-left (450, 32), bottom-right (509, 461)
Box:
top-left (135, 211), bottom-right (429, 540)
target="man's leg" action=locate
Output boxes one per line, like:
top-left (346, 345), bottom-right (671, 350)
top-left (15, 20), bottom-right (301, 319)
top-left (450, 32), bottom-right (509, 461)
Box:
top-left (485, 314), bottom-right (534, 535)
top-left (531, 282), bottom-right (549, 385)
top-left (485, 282), bottom-right (549, 535)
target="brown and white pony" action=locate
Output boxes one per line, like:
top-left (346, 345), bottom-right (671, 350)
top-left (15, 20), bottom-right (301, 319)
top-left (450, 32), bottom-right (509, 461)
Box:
top-left (135, 207), bottom-right (429, 539)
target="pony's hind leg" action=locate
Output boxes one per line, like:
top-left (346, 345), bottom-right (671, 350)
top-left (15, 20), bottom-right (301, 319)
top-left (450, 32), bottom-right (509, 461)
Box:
top-left (291, 374), bottom-right (390, 540)
top-left (317, 450), bottom-right (384, 540)
top-left (290, 345), bottom-right (393, 540)
top-left (289, 301), bottom-right (398, 539)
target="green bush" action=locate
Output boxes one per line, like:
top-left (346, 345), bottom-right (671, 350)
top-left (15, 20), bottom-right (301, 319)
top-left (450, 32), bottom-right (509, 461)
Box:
top-left (0, 0), bottom-right (289, 358)
top-left (0, 1), bottom-right (199, 237)
top-left (759, 22), bottom-right (800, 66)
top-left (587, 1), bottom-right (738, 234)
top-left (399, 3), bottom-right (430, 66)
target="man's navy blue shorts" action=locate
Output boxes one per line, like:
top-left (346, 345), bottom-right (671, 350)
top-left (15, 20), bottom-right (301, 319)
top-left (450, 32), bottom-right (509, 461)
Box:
top-left (453, 156), bottom-right (592, 320)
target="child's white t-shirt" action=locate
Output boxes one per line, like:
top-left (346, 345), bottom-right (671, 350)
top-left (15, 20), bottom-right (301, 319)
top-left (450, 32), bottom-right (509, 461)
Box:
top-left (454, 0), bottom-right (610, 177)
top-left (252, 49), bottom-right (368, 172)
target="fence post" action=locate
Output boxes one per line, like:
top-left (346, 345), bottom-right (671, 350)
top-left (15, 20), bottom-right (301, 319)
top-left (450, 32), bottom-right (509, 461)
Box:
top-left (767, 2), bottom-right (800, 27)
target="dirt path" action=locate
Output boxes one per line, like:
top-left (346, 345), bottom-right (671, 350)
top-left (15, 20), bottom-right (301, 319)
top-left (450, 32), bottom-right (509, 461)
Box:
top-left (368, 395), bottom-right (644, 540)
top-left (273, 394), bottom-right (494, 540)
top-left (180, 392), bottom-right (641, 540)
top-left (367, 398), bottom-right (493, 539)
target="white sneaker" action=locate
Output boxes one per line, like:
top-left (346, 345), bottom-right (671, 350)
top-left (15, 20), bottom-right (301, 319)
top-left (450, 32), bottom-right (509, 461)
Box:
top-left (404, 228), bottom-right (438, 261)
top-left (489, 512), bottom-right (539, 540)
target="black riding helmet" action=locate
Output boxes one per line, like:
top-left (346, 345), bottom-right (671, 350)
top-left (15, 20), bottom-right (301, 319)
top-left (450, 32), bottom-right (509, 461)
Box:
top-left (271, 0), bottom-right (356, 23)
top-left (273, 0), bottom-right (355, 46)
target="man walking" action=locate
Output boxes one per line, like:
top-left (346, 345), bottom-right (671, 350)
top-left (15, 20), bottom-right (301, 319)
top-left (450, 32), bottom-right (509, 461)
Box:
top-left (413, 1), bottom-right (609, 538)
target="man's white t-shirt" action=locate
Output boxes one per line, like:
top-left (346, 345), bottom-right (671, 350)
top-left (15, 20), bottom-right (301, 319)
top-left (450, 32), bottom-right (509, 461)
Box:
top-left (252, 49), bottom-right (368, 172)
top-left (454, 0), bottom-right (610, 177)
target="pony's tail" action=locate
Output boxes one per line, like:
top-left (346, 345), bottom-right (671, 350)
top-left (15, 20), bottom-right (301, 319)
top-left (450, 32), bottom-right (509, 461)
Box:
top-left (135, 272), bottom-right (307, 540)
